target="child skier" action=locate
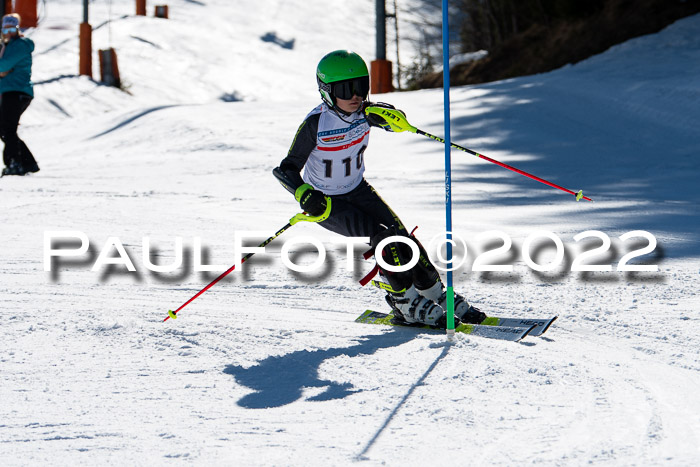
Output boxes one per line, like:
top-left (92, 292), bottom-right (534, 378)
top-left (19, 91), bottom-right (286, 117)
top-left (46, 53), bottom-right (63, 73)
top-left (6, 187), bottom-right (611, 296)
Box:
top-left (273, 50), bottom-right (485, 328)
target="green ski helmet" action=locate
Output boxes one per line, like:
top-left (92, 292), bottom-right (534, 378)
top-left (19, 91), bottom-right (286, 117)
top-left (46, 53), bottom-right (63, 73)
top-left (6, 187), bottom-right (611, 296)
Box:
top-left (316, 50), bottom-right (370, 108)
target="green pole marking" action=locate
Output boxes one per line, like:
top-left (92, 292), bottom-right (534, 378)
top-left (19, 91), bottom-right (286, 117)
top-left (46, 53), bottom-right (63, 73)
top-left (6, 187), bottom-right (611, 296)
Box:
top-left (446, 286), bottom-right (455, 331)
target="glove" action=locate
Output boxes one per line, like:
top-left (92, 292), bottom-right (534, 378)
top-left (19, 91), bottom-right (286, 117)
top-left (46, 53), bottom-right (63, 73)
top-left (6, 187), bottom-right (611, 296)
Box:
top-left (364, 102), bottom-right (406, 132)
top-left (295, 183), bottom-right (327, 217)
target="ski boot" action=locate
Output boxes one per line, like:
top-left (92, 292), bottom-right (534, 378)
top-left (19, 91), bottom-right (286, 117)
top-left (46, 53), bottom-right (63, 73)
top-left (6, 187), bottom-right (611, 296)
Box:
top-left (385, 285), bottom-right (456, 329)
top-left (25, 161), bottom-right (40, 174)
top-left (418, 282), bottom-right (487, 324)
top-left (1, 160), bottom-right (27, 176)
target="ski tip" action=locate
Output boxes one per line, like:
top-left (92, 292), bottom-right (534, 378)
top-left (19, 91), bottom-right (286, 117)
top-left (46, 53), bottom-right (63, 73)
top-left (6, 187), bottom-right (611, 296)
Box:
top-left (167, 309), bottom-right (177, 320)
top-left (540, 316), bottom-right (558, 335)
top-left (518, 324), bottom-right (538, 341)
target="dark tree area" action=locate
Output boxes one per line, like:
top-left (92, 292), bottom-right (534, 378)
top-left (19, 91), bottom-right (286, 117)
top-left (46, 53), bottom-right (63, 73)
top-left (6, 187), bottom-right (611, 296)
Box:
top-left (456, 0), bottom-right (606, 52)
top-left (414, 0), bottom-right (700, 89)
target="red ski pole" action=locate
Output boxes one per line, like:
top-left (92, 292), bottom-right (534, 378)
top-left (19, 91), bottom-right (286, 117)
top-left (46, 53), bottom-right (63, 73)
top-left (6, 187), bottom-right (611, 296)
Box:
top-left (365, 106), bottom-right (592, 202)
top-left (164, 203), bottom-right (332, 322)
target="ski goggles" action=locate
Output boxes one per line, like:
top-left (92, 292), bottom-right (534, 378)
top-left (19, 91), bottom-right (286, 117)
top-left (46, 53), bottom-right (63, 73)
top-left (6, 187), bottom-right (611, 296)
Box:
top-left (1, 27), bottom-right (17, 35)
top-left (332, 76), bottom-right (370, 100)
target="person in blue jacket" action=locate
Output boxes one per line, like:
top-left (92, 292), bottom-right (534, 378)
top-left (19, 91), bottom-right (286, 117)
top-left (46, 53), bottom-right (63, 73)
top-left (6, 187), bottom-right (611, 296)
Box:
top-left (0, 13), bottom-right (38, 176)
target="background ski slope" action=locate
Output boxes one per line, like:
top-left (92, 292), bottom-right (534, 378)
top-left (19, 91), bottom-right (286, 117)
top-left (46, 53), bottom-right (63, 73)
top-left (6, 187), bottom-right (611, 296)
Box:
top-left (1, 1), bottom-right (699, 465)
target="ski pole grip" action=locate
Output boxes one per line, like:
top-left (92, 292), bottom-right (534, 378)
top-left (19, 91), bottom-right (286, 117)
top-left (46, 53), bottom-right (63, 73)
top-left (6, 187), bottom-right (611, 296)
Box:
top-left (364, 106), bottom-right (417, 133)
top-left (290, 196), bottom-right (332, 225)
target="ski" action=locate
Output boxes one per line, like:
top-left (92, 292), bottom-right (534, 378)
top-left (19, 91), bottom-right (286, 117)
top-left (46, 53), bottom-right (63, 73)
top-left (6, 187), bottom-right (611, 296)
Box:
top-left (480, 316), bottom-right (557, 337)
top-left (355, 310), bottom-right (535, 342)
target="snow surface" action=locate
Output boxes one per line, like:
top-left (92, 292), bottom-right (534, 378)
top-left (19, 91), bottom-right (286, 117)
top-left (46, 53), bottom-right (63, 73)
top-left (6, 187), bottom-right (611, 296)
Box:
top-left (2, 1), bottom-right (700, 465)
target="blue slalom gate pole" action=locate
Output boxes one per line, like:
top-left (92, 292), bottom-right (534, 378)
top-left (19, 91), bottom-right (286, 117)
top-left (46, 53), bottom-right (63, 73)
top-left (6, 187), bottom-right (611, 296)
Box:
top-left (442, 0), bottom-right (455, 336)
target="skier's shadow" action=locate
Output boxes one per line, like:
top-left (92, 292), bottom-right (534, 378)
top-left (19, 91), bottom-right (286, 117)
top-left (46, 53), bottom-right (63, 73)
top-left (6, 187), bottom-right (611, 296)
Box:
top-left (223, 330), bottom-right (415, 409)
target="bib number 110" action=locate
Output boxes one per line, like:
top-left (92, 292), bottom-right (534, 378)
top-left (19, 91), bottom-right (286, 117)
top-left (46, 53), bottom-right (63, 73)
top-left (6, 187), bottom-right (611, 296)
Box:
top-left (323, 146), bottom-right (366, 178)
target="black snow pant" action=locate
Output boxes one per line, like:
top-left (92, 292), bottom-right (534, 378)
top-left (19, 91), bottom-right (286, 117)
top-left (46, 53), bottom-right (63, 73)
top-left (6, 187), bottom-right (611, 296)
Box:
top-left (0, 91), bottom-right (37, 169)
top-left (318, 179), bottom-right (406, 239)
top-left (318, 179), bottom-right (440, 291)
